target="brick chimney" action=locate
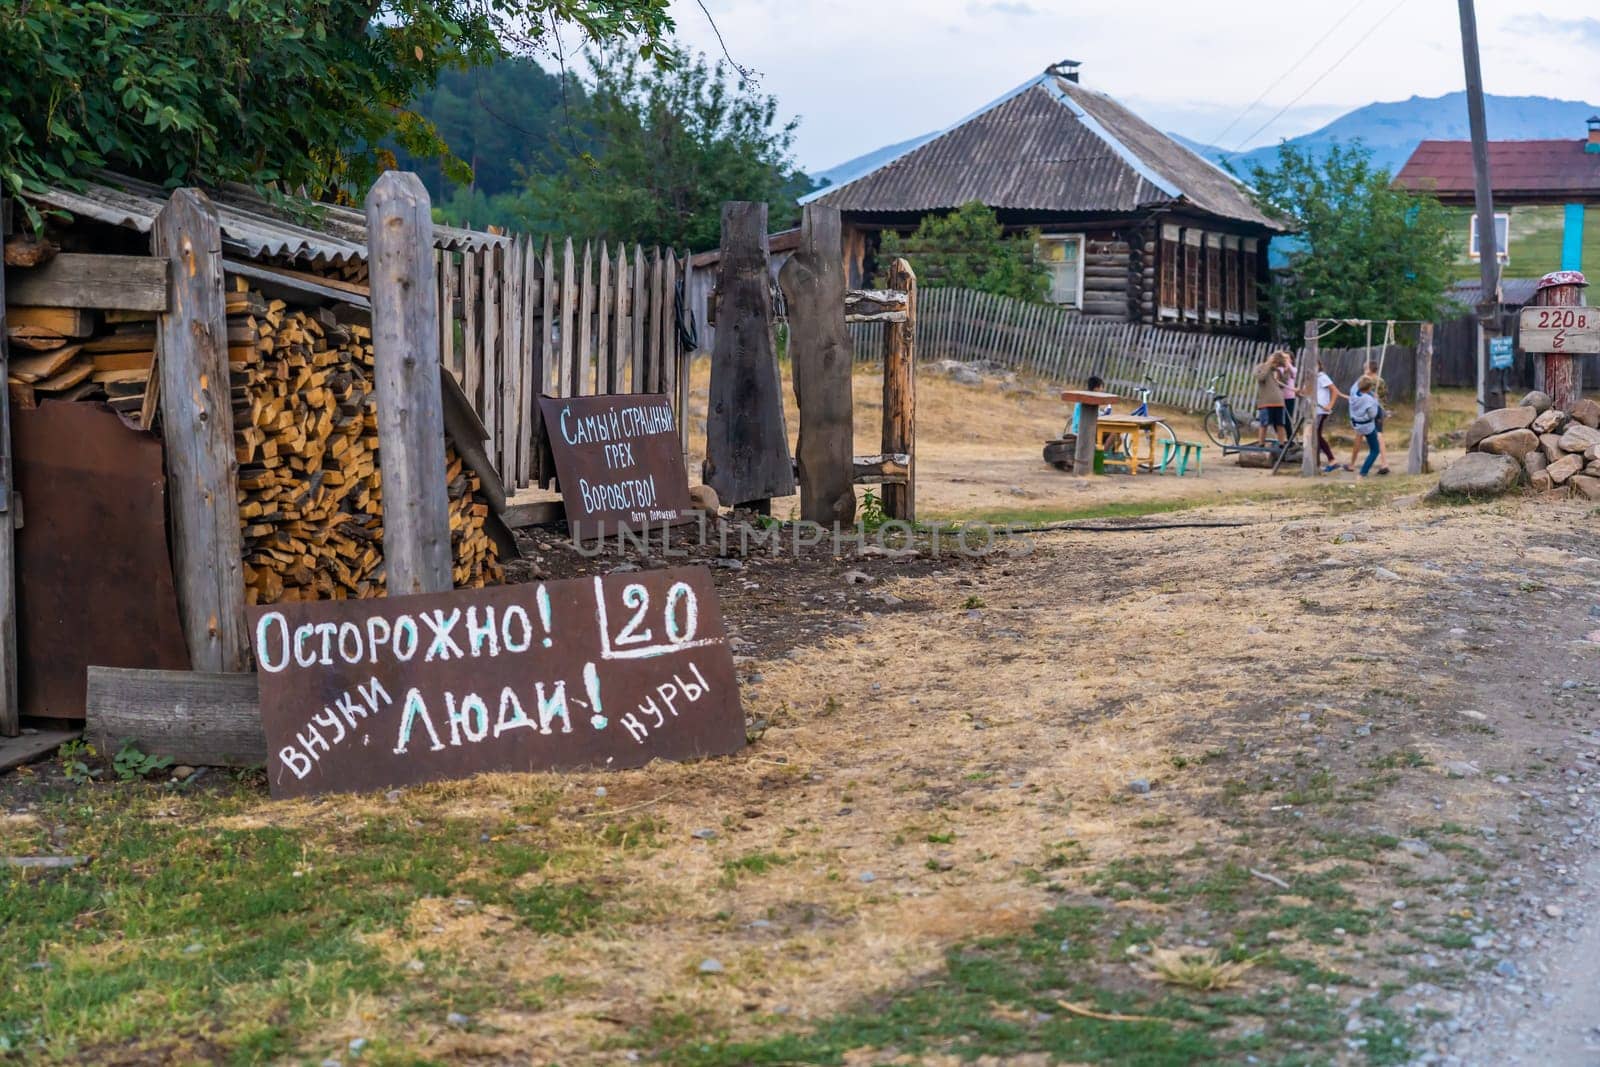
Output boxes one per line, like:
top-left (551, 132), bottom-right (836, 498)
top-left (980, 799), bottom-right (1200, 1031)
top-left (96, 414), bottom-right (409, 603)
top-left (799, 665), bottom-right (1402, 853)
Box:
top-left (1588, 115), bottom-right (1600, 154)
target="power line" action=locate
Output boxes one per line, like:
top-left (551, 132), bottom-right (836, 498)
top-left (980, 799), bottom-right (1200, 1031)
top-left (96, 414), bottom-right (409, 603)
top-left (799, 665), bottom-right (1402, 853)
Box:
top-left (1232, 0), bottom-right (1415, 154)
top-left (1209, 0), bottom-right (1372, 148)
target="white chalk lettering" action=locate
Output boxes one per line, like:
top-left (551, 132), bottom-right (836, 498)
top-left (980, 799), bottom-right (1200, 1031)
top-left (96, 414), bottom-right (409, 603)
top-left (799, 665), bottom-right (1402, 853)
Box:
top-left (334, 691), bottom-right (367, 729)
top-left (465, 606), bottom-right (499, 657)
top-left (393, 616), bottom-right (419, 661)
top-left (311, 708), bottom-right (347, 745)
top-left (337, 621), bottom-right (363, 664)
top-left (577, 474), bottom-right (658, 514)
top-left (297, 720), bottom-right (330, 758)
top-left (358, 677), bottom-right (391, 713)
top-left (256, 612), bottom-right (291, 673)
top-left (279, 746), bottom-right (312, 779)
top-left (502, 604), bottom-right (534, 653)
top-left (422, 608), bottom-right (464, 662)
top-left (365, 616), bottom-right (392, 664)
top-left (314, 622), bottom-right (338, 665)
top-left (293, 624), bottom-right (318, 668)
top-left (664, 582), bottom-right (697, 644)
top-left (620, 713), bottom-right (649, 743)
top-left (447, 691), bottom-right (490, 745)
top-left (494, 688), bottom-right (537, 736)
top-left (638, 693), bottom-right (665, 730)
top-left (394, 687), bottom-right (445, 754)
top-left (535, 681), bottom-right (573, 734)
top-left (656, 681), bottom-right (681, 718)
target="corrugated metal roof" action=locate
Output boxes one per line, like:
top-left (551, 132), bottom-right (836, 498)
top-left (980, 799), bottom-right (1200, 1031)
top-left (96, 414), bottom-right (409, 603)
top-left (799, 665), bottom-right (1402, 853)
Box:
top-left (26, 172), bottom-right (507, 266)
top-left (1449, 276), bottom-right (1542, 307)
top-left (805, 75), bottom-right (1286, 231)
top-left (1395, 140), bottom-right (1600, 200)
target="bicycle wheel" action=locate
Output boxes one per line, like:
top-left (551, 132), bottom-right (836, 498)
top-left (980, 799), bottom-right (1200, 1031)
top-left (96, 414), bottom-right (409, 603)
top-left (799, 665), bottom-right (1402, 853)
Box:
top-left (1203, 410), bottom-right (1233, 448)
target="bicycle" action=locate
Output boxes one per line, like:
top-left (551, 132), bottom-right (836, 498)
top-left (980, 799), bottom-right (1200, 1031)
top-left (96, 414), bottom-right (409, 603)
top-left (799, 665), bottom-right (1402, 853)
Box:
top-left (1201, 375), bottom-right (1249, 449)
top-left (1121, 379), bottom-right (1179, 469)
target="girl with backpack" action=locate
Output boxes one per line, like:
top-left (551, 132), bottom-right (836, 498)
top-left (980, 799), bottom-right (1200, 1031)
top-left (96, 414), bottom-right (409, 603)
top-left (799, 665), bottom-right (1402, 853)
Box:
top-left (1348, 374), bottom-right (1384, 477)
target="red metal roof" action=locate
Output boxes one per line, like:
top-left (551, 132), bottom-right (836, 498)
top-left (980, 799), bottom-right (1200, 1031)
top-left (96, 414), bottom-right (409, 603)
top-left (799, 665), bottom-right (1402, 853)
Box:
top-left (1394, 140), bottom-right (1600, 202)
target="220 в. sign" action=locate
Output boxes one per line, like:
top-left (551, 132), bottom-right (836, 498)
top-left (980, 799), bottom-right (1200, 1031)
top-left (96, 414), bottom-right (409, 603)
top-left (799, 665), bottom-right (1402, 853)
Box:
top-left (248, 566), bottom-right (744, 797)
top-left (1519, 306), bottom-right (1600, 354)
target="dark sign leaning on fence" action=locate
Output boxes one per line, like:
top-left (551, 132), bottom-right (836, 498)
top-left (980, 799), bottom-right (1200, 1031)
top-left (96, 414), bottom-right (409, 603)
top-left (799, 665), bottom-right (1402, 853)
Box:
top-left (249, 565), bottom-right (743, 798)
top-left (537, 393), bottom-right (695, 539)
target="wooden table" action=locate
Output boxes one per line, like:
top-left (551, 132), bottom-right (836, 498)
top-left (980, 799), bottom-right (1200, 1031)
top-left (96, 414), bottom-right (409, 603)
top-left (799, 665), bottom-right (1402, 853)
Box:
top-left (1095, 415), bottom-right (1162, 476)
top-left (1059, 390), bottom-right (1119, 475)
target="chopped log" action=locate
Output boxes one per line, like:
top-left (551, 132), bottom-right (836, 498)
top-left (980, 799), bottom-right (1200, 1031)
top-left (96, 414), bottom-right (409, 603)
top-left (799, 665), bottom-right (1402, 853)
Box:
top-left (705, 201), bottom-right (796, 508)
top-left (780, 205), bottom-right (855, 525)
top-left (881, 259), bottom-right (916, 521)
top-left (5, 307), bottom-right (95, 337)
top-left (5, 325), bottom-right (67, 351)
top-left (9, 344), bottom-right (84, 382)
top-left (85, 667), bottom-right (265, 766)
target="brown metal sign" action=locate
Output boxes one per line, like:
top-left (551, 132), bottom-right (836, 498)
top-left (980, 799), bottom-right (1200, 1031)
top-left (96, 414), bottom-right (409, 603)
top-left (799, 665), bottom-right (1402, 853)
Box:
top-left (537, 393), bottom-right (694, 539)
top-left (249, 565), bottom-right (744, 798)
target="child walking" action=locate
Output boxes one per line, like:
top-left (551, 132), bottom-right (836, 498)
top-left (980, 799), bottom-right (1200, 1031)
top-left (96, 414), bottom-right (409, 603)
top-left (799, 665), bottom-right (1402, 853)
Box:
top-left (1314, 360), bottom-right (1348, 473)
top-left (1348, 374), bottom-right (1384, 477)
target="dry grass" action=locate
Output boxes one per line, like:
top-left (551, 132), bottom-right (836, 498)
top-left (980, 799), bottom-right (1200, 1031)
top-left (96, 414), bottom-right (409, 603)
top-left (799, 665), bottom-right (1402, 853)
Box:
top-left (1143, 947), bottom-right (1257, 991)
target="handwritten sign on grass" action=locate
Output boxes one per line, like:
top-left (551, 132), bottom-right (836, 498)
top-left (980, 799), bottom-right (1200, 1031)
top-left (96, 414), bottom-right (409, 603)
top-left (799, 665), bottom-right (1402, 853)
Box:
top-left (249, 566), bottom-right (743, 797)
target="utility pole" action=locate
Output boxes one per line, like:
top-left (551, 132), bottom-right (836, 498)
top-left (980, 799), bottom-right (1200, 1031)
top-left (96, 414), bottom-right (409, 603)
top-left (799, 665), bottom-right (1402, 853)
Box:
top-left (1458, 0), bottom-right (1500, 413)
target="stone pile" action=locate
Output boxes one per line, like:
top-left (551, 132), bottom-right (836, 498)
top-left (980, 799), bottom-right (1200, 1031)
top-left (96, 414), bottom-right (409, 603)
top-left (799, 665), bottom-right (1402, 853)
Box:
top-left (1444, 390), bottom-right (1600, 498)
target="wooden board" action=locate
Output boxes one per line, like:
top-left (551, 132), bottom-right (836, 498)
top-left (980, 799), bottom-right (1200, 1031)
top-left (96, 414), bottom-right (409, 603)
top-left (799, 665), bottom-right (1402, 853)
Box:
top-left (249, 565), bottom-right (743, 797)
top-left (6, 253), bottom-right (169, 311)
top-left (5, 307), bottom-right (95, 337)
top-left (537, 393), bottom-right (694, 540)
top-left (1519, 305), bottom-right (1600, 354)
top-left (86, 668), bottom-right (264, 766)
top-left (0, 726), bottom-right (81, 774)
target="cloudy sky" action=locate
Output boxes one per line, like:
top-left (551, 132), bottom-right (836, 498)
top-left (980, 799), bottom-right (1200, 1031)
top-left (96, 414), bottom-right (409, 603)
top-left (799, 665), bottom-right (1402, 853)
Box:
top-left (652, 1), bottom-right (1600, 172)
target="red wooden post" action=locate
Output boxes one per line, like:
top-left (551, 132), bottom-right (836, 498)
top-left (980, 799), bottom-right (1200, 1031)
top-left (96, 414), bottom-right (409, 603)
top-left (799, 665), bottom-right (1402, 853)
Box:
top-left (1530, 270), bottom-right (1588, 412)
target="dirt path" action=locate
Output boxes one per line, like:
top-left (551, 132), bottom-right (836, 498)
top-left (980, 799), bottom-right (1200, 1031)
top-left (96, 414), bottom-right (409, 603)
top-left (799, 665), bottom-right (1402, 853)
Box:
top-left (8, 490), bottom-right (1600, 1065)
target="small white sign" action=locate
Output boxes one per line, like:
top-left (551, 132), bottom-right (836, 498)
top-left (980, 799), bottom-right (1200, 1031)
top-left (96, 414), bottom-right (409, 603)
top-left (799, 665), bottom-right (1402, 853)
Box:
top-left (1519, 306), bottom-right (1600, 354)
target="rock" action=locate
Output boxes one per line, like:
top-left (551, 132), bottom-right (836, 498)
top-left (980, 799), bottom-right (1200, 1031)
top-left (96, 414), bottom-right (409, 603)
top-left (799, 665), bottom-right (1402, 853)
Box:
top-left (1478, 428), bottom-right (1538, 460)
top-left (1374, 566), bottom-right (1402, 581)
top-left (1531, 469), bottom-right (1554, 491)
top-left (1572, 397), bottom-right (1600, 428)
top-left (712, 557), bottom-right (745, 571)
top-left (1494, 959), bottom-right (1518, 979)
top-left (172, 765), bottom-right (196, 781)
top-left (1542, 433), bottom-right (1566, 464)
top-left (384, 789), bottom-right (403, 802)
top-left (1531, 407), bottom-right (1571, 435)
top-left (1546, 903), bottom-right (1564, 918)
top-left (1572, 475), bottom-right (1600, 501)
top-left (1561, 425), bottom-right (1600, 452)
top-left (1524, 451), bottom-right (1548, 476)
top-left (698, 958), bottom-right (725, 974)
top-left (842, 570), bottom-right (872, 585)
top-left (690, 828), bottom-right (717, 840)
top-left (183, 942), bottom-right (204, 954)
top-left (1519, 390), bottom-right (1553, 413)
top-left (1127, 778), bottom-right (1152, 794)
top-left (688, 484), bottom-right (720, 514)
top-left (446, 1012), bottom-right (471, 1027)
top-left (1463, 406), bottom-right (1536, 450)
top-left (858, 870), bottom-right (877, 883)
top-left (1548, 453), bottom-right (1584, 486)
top-left (1399, 838), bottom-right (1431, 856)
top-left (349, 1038), bottom-right (370, 1054)
top-left (1438, 452), bottom-right (1521, 496)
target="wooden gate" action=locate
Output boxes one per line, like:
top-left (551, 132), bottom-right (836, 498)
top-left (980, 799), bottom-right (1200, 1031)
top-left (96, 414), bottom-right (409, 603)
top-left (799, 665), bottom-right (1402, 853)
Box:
top-left (439, 238), bottom-right (687, 493)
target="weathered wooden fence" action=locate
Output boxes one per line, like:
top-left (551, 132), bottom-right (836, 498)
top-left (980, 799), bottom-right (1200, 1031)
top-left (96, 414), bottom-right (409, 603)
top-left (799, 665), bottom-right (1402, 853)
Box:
top-left (439, 238), bottom-right (687, 492)
top-left (849, 288), bottom-right (1430, 409)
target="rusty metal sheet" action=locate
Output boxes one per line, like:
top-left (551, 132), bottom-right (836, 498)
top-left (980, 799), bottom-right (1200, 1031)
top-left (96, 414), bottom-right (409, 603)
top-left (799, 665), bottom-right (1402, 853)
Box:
top-left (538, 393), bottom-right (695, 540)
top-left (14, 401), bottom-right (190, 719)
top-left (250, 565), bottom-right (744, 798)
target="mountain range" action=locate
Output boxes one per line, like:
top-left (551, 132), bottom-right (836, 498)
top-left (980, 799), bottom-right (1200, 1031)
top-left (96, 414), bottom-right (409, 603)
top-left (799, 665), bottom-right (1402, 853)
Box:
top-left (811, 92), bottom-right (1600, 189)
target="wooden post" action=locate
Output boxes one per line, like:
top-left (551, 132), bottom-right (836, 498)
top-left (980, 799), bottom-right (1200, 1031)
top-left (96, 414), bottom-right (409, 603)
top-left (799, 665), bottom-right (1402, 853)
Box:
top-left (366, 172), bottom-right (452, 596)
top-left (1301, 321), bottom-right (1321, 476)
top-left (151, 190), bottom-right (249, 673)
top-left (779, 205), bottom-right (856, 525)
top-left (1072, 403), bottom-right (1099, 476)
top-left (0, 201), bottom-right (18, 733)
top-left (1406, 322), bottom-right (1434, 475)
top-left (883, 258), bottom-right (916, 521)
top-left (705, 202), bottom-right (796, 509)
top-left (1531, 273), bottom-right (1586, 412)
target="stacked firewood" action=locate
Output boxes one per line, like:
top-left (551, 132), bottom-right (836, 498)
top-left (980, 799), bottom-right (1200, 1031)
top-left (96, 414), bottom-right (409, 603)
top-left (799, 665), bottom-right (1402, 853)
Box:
top-left (227, 279), bottom-right (500, 602)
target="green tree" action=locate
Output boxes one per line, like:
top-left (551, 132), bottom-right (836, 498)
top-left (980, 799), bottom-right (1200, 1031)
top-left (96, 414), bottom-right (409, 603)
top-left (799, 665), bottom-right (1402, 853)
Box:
top-left (515, 43), bottom-right (809, 248)
top-left (1235, 141), bottom-right (1454, 342)
top-left (0, 0), bottom-right (673, 216)
top-left (876, 202), bottom-right (1047, 301)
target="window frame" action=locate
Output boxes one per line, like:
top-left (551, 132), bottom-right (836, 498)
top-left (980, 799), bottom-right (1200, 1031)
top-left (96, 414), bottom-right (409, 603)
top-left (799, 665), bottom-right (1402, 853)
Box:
top-left (1035, 232), bottom-right (1086, 309)
top-left (1158, 223), bottom-right (1180, 320)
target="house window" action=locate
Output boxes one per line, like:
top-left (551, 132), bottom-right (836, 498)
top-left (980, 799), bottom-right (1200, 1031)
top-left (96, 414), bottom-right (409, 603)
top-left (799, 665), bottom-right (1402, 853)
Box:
top-left (1182, 229), bottom-right (1201, 320)
top-left (1223, 236), bottom-right (1241, 324)
top-left (1036, 234), bottom-right (1084, 308)
top-left (1204, 233), bottom-right (1223, 322)
top-left (1158, 223), bottom-right (1180, 320)
top-left (1242, 238), bottom-right (1260, 322)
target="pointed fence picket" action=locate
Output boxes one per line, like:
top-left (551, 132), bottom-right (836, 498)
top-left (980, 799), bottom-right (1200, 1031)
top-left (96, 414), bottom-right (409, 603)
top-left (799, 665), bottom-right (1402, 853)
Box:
top-left (436, 236), bottom-right (687, 492)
